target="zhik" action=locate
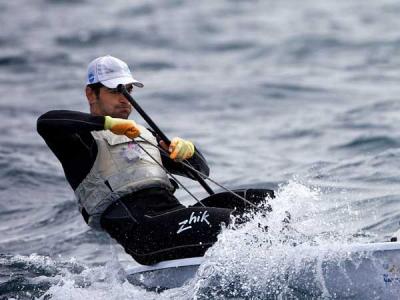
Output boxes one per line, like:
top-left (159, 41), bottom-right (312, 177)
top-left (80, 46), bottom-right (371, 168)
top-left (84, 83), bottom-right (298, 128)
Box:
top-left (177, 211), bottom-right (211, 234)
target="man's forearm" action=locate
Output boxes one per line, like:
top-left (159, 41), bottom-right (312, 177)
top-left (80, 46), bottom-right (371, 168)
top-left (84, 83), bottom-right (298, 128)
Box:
top-left (37, 110), bottom-right (105, 136)
top-left (186, 147), bottom-right (210, 177)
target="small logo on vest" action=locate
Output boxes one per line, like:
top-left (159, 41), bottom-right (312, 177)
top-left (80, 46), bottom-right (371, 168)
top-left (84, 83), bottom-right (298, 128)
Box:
top-left (123, 142), bottom-right (144, 161)
top-left (177, 211), bottom-right (210, 234)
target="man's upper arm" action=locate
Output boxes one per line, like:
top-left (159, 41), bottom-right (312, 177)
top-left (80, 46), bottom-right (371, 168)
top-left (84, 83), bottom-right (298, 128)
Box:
top-left (37, 110), bottom-right (104, 189)
top-left (37, 110), bottom-right (102, 158)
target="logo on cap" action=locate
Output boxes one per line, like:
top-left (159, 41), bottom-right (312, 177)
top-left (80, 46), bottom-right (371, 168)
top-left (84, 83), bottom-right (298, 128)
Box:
top-left (88, 73), bottom-right (95, 83)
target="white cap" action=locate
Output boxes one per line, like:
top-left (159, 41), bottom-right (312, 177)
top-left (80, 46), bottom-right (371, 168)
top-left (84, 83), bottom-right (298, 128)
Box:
top-left (86, 55), bottom-right (144, 88)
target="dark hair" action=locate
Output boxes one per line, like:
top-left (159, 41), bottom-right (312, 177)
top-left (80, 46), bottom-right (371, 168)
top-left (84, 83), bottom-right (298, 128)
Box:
top-left (87, 82), bottom-right (104, 98)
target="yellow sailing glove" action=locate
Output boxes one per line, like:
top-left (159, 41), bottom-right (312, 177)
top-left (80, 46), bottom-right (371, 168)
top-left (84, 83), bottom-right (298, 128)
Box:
top-left (169, 137), bottom-right (195, 161)
top-left (104, 116), bottom-right (141, 139)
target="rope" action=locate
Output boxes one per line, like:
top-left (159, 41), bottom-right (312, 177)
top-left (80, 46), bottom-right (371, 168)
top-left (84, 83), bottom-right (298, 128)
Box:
top-left (134, 138), bottom-right (205, 207)
top-left (137, 136), bottom-right (260, 210)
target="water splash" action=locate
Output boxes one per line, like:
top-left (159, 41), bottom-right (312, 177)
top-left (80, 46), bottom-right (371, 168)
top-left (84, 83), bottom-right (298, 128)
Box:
top-left (0, 251), bottom-right (157, 300)
top-left (38, 262), bottom-right (152, 300)
top-left (35, 247), bottom-right (157, 300)
top-left (172, 180), bottom-right (372, 299)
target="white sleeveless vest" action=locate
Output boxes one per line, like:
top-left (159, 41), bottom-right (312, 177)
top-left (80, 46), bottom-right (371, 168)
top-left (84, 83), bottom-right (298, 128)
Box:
top-left (74, 125), bottom-right (173, 229)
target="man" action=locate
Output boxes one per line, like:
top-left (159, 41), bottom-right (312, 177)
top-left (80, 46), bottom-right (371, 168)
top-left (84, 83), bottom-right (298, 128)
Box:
top-left (37, 55), bottom-right (232, 265)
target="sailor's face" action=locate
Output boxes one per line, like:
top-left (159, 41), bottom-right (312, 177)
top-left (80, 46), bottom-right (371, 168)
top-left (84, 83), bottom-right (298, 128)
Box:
top-left (89, 84), bottom-right (134, 119)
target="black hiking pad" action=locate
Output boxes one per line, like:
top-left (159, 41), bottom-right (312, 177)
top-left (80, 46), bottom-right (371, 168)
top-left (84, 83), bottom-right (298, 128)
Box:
top-left (102, 188), bottom-right (275, 265)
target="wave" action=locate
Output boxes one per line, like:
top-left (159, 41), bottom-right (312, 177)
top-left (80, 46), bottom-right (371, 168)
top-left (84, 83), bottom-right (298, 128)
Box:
top-left (56, 28), bottom-right (173, 49)
top-left (332, 135), bottom-right (399, 154)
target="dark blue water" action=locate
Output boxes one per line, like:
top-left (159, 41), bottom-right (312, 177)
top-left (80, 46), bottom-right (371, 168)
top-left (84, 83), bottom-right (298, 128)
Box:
top-left (1, 0), bottom-right (400, 298)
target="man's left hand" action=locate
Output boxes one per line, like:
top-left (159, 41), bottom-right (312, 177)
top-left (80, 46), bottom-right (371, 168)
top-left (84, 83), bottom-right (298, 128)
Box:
top-left (167, 137), bottom-right (194, 161)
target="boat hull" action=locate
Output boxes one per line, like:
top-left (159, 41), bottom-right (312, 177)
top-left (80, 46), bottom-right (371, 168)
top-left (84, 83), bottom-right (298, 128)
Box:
top-left (125, 242), bottom-right (400, 297)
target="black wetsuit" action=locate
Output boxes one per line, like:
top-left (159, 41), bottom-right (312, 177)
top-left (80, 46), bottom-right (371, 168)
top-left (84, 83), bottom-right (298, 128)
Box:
top-left (36, 110), bottom-right (210, 192)
top-left (37, 110), bottom-right (232, 264)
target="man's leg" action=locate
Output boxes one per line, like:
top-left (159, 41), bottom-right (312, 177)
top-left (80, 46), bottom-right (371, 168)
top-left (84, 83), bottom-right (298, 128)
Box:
top-left (101, 199), bottom-right (232, 265)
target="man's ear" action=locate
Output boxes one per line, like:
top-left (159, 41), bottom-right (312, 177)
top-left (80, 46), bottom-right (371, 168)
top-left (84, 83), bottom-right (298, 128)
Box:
top-left (85, 86), bottom-right (97, 105)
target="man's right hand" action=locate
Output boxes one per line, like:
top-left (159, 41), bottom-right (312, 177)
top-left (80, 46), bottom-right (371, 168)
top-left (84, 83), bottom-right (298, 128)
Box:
top-left (104, 116), bottom-right (141, 139)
